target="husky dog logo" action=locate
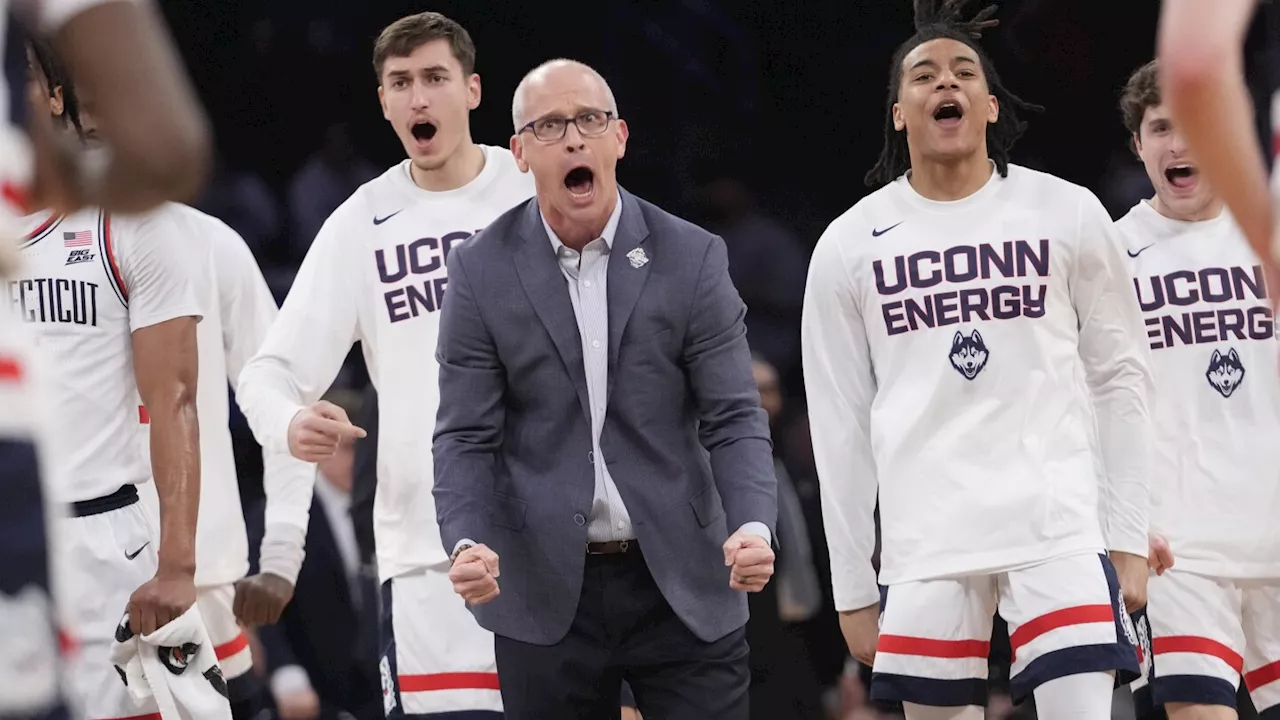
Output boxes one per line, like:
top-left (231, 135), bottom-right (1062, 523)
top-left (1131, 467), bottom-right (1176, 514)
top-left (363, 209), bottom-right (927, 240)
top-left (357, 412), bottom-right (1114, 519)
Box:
top-left (949, 330), bottom-right (989, 380)
top-left (1206, 348), bottom-right (1245, 398)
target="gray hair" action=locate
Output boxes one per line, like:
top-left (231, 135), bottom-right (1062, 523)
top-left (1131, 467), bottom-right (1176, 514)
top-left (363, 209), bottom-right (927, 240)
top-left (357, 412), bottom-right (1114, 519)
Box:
top-left (511, 58), bottom-right (619, 132)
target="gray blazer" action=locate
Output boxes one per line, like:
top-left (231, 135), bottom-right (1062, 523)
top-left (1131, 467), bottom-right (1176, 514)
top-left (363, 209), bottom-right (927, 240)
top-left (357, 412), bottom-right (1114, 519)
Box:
top-left (432, 189), bottom-right (777, 646)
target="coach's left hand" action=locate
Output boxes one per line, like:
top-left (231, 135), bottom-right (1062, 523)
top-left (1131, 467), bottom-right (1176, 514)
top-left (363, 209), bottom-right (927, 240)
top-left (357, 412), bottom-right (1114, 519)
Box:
top-left (233, 573), bottom-right (296, 626)
top-left (128, 570), bottom-right (197, 636)
top-left (723, 530), bottom-right (774, 593)
top-left (1110, 550), bottom-right (1149, 612)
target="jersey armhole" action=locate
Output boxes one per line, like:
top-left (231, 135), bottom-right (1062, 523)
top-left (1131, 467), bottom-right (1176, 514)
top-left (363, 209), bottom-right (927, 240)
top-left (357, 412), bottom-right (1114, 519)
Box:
top-left (97, 211), bottom-right (128, 305)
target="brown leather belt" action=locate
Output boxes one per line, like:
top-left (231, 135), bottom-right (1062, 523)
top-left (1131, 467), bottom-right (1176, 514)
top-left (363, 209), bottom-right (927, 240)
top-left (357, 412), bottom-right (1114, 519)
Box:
top-left (586, 539), bottom-right (638, 555)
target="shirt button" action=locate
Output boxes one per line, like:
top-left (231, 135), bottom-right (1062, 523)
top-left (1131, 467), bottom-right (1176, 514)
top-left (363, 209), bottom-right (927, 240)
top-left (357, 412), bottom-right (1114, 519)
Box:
top-left (588, 451), bottom-right (594, 464)
top-left (574, 513), bottom-right (586, 526)
top-left (584, 280), bottom-right (592, 288)
top-left (591, 340), bottom-right (601, 349)
top-left (616, 521), bottom-right (625, 530)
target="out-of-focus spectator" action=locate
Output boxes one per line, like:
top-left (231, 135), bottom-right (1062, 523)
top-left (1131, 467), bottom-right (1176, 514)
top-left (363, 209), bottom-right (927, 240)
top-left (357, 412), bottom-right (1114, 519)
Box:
top-left (700, 175), bottom-right (809, 387)
top-left (287, 121), bottom-right (378, 261)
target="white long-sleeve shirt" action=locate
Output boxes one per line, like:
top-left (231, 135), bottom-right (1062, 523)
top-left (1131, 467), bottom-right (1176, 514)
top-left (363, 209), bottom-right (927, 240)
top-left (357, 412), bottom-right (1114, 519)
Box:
top-left (1114, 201), bottom-right (1280, 579)
top-left (135, 204), bottom-right (314, 587)
top-left (802, 164), bottom-right (1154, 612)
top-left (236, 147), bottom-right (535, 582)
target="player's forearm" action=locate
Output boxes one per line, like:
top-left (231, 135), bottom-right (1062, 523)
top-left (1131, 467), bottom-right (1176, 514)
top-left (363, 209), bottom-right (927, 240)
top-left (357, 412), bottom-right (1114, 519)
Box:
top-left (1160, 0), bottom-right (1274, 263)
top-left (817, 461), bottom-right (880, 612)
top-left (257, 449), bottom-right (315, 584)
top-left (236, 359), bottom-right (309, 454)
top-left (1093, 390), bottom-right (1153, 557)
top-left (54, 2), bottom-right (210, 210)
top-left (148, 392), bottom-right (201, 576)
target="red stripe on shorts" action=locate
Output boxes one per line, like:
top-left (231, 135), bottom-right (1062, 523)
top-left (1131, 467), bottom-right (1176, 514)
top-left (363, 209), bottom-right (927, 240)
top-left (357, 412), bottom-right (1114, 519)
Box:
top-left (97, 713), bottom-right (163, 720)
top-left (1009, 604), bottom-right (1114, 661)
top-left (1245, 658), bottom-right (1280, 692)
top-left (138, 405), bottom-right (150, 424)
top-left (877, 634), bottom-right (990, 659)
top-left (215, 632), bottom-right (249, 660)
top-left (398, 672), bottom-right (501, 693)
top-left (1152, 636), bottom-right (1244, 673)
top-left (0, 356), bottom-right (22, 383)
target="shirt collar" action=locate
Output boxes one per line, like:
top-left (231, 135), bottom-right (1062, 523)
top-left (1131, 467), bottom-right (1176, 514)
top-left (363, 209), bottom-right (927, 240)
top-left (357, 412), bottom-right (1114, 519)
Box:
top-left (542, 191), bottom-right (624, 254)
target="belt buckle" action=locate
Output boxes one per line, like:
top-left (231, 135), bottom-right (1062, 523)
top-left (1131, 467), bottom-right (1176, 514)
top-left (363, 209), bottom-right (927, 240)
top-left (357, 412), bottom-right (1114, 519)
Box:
top-left (618, 540), bottom-right (630, 553)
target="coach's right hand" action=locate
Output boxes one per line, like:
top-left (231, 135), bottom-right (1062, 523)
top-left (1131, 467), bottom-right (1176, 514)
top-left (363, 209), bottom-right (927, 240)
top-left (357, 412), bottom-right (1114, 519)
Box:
top-left (128, 570), bottom-right (197, 636)
top-left (838, 603), bottom-right (880, 667)
top-left (449, 544), bottom-right (500, 605)
top-left (287, 401), bottom-right (367, 462)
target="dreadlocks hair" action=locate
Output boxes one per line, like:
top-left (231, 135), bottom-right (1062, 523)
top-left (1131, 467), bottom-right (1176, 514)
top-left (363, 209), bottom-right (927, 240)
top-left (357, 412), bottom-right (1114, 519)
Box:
top-left (27, 35), bottom-right (82, 135)
top-left (864, 0), bottom-right (1043, 188)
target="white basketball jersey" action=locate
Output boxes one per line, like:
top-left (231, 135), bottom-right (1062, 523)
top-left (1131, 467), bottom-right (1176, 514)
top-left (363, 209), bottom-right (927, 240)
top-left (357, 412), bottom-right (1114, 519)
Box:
top-left (237, 145), bottom-right (536, 582)
top-left (4, 208), bottom-right (201, 504)
top-left (803, 165), bottom-right (1155, 613)
top-left (1114, 201), bottom-right (1280, 579)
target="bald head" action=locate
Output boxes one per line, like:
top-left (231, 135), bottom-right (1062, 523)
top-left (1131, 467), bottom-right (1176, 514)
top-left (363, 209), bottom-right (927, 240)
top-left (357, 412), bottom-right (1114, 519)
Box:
top-left (511, 58), bottom-right (618, 132)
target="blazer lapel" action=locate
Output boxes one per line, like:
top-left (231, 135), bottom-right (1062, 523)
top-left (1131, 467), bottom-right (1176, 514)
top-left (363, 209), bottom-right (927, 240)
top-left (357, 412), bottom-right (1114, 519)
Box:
top-left (606, 190), bottom-right (652, 401)
top-left (513, 201), bottom-right (591, 422)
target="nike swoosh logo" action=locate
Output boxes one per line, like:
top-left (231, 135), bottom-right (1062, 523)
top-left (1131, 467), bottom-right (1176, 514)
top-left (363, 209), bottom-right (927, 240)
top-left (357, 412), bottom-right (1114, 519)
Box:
top-left (373, 210), bottom-right (403, 225)
top-left (872, 222), bottom-right (903, 237)
top-left (1127, 244), bottom-right (1155, 258)
top-left (124, 542), bottom-right (150, 560)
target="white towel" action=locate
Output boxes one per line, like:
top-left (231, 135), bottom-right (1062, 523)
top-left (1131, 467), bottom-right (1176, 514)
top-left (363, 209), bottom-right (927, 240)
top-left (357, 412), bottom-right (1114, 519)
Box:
top-left (108, 604), bottom-right (233, 720)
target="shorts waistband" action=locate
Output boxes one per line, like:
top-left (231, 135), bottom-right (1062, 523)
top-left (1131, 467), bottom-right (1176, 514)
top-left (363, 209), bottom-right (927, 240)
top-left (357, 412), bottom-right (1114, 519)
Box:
top-left (71, 484), bottom-right (138, 517)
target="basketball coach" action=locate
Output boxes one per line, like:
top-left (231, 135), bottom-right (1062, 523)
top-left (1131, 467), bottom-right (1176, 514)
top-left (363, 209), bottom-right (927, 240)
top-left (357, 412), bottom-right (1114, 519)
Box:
top-left (431, 58), bottom-right (778, 720)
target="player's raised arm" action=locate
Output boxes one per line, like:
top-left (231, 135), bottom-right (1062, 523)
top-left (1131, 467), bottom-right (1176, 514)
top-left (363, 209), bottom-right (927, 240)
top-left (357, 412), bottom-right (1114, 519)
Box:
top-left (1071, 191), bottom-right (1156, 608)
top-left (206, 224), bottom-right (315, 624)
top-left (119, 209), bottom-right (205, 634)
top-left (17, 0), bottom-right (210, 213)
top-left (236, 210), bottom-right (365, 464)
top-left (1158, 0), bottom-right (1274, 267)
top-left (801, 219), bottom-right (881, 662)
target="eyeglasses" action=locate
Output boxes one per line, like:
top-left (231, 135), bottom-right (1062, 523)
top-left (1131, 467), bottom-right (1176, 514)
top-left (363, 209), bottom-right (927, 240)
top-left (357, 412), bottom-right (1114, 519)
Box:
top-left (519, 110), bottom-right (615, 142)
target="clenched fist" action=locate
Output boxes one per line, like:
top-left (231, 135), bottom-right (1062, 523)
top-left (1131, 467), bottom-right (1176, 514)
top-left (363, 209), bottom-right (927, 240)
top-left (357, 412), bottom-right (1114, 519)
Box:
top-left (128, 570), bottom-right (196, 636)
top-left (287, 400), bottom-right (366, 462)
top-left (723, 529), bottom-right (775, 593)
top-left (234, 572), bottom-right (295, 626)
top-left (449, 544), bottom-right (500, 605)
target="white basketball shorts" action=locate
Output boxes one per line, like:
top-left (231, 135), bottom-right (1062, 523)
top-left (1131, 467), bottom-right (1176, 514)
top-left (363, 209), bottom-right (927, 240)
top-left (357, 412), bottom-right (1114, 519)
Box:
top-left (195, 584), bottom-right (251, 682)
top-left (1131, 569), bottom-right (1280, 715)
top-left (871, 551), bottom-right (1142, 706)
top-left (379, 566), bottom-right (502, 718)
top-left (58, 485), bottom-right (162, 720)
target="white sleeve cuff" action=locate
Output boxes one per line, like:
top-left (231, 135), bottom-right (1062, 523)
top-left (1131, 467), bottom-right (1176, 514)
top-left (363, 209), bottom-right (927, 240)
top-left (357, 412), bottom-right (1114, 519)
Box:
top-left (269, 664), bottom-right (312, 698)
top-left (257, 523), bottom-right (306, 586)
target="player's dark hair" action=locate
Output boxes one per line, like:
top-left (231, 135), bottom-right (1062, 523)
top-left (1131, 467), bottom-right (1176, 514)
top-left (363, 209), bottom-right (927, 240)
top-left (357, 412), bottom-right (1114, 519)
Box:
top-left (864, 0), bottom-right (1042, 188)
top-left (372, 12), bottom-right (476, 83)
top-left (27, 36), bottom-right (82, 135)
top-left (1119, 60), bottom-right (1160, 153)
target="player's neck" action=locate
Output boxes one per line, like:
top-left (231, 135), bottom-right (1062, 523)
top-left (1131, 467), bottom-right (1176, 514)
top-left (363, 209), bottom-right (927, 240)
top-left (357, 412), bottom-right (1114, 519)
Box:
top-left (1150, 195), bottom-right (1224, 223)
top-left (542, 189), bottom-right (618, 252)
top-left (409, 141), bottom-right (485, 192)
top-left (908, 152), bottom-right (994, 202)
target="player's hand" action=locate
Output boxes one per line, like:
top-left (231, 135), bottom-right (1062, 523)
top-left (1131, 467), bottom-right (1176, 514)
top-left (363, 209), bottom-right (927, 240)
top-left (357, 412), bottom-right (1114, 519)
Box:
top-left (723, 529), bottom-right (775, 592)
top-left (287, 401), bottom-right (366, 462)
top-left (839, 604), bottom-right (880, 667)
top-left (273, 686), bottom-right (321, 720)
top-left (620, 707), bottom-right (643, 720)
top-left (1147, 533), bottom-right (1175, 576)
top-left (233, 572), bottom-right (295, 627)
top-left (449, 544), bottom-right (500, 605)
top-left (127, 570), bottom-right (196, 636)
top-left (1110, 550), bottom-right (1150, 612)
